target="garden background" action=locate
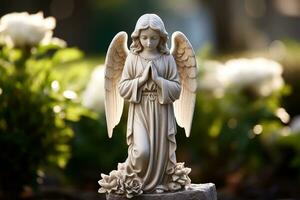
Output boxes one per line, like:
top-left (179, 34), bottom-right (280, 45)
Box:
top-left (0, 0), bottom-right (300, 199)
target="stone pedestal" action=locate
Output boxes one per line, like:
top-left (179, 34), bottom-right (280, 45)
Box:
top-left (106, 183), bottom-right (217, 200)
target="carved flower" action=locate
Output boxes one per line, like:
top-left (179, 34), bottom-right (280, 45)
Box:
top-left (98, 170), bottom-right (124, 194)
top-left (98, 162), bottom-right (143, 198)
top-left (168, 182), bottom-right (182, 191)
top-left (117, 162), bottom-right (127, 171)
top-left (168, 162), bottom-right (191, 191)
top-left (124, 173), bottom-right (143, 198)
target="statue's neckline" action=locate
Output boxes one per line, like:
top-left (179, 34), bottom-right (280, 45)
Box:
top-left (139, 54), bottom-right (162, 61)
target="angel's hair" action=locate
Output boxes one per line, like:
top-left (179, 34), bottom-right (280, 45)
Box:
top-left (130, 14), bottom-right (170, 55)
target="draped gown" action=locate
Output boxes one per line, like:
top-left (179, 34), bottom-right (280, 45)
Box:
top-left (118, 52), bottom-right (181, 192)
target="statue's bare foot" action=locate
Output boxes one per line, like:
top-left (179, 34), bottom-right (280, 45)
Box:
top-left (155, 188), bottom-right (164, 193)
top-left (155, 185), bottom-right (168, 193)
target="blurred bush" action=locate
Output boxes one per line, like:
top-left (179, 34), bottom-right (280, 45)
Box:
top-left (176, 55), bottom-right (300, 198)
top-left (0, 12), bottom-right (90, 198)
top-left (63, 65), bottom-right (128, 189)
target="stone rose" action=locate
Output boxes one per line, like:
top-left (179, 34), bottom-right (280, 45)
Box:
top-left (124, 173), bottom-right (143, 198)
top-left (98, 170), bottom-right (124, 194)
top-left (168, 162), bottom-right (191, 191)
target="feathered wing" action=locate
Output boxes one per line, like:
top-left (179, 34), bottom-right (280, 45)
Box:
top-left (104, 31), bottom-right (129, 138)
top-left (171, 31), bottom-right (198, 137)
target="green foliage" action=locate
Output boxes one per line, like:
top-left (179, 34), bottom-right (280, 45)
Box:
top-left (192, 93), bottom-right (279, 170)
top-left (0, 43), bottom-right (87, 197)
top-left (65, 114), bottom-right (128, 186)
top-left (276, 133), bottom-right (300, 178)
top-left (175, 76), bottom-right (295, 189)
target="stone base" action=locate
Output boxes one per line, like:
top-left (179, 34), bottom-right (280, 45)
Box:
top-left (106, 183), bottom-right (217, 200)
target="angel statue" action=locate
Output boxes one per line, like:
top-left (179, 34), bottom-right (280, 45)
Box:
top-left (98, 13), bottom-right (197, 198)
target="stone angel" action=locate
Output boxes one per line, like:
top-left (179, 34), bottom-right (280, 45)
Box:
top-left (98, 14), bottom-right (198, 198)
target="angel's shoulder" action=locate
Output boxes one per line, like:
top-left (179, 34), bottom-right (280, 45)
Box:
top-left (128, 51), bottom-right (140, 58)
top-left (125, 52), bottom-right (136, 62)
top-left (161, 53), bottom-right (172, 60)
top-left (163, 53), bottom-right (176, 65)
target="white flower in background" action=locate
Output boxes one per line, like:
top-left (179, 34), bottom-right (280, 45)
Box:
top-left (200, 58), bottom-right (284, 97)
top-left (223, 58), bottom-right (284, 96)
top-left (63, 90), bottom-right (78, 100)
top-left (198, 61), bottom-right (227, 98)
top-left (41, 36), bottom-right (66, 48)
top-left (290, 115), bottom-right (300, 134)
top-left (275, 108), bottom-right (290, 124)
top-left (0, 33), bottom-right (4, 45)
top-left (0, 12), bottom-right (56, 47)
top-left (82, 65), bottom-right (105, 112)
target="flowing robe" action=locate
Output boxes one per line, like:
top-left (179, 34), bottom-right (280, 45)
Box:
top-left (118, 52), bottom-right (181, 192)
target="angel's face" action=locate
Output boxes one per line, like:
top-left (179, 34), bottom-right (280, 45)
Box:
top-left (139, 28), bottom-right (160, 51)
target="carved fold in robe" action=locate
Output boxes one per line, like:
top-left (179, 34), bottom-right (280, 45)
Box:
top-left (118, 52), bottom-right (181, 192)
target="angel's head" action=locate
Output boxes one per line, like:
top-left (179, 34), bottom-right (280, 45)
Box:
top-left (130, 14), bottom-right (170, 55)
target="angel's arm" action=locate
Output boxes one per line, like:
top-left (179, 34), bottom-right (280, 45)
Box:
top-left (156, 56), bottom-right (181, 104)
top-left (118, 55), bottom-right (142, 103)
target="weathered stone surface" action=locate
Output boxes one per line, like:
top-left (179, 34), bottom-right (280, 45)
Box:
top-left (106, 183), bottom-right (217, 200)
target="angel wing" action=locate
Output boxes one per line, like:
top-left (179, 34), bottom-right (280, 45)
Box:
top-left (104, 31), bottom-right (129, 138)
top-left (171, 31), bottom-right (198, 137)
